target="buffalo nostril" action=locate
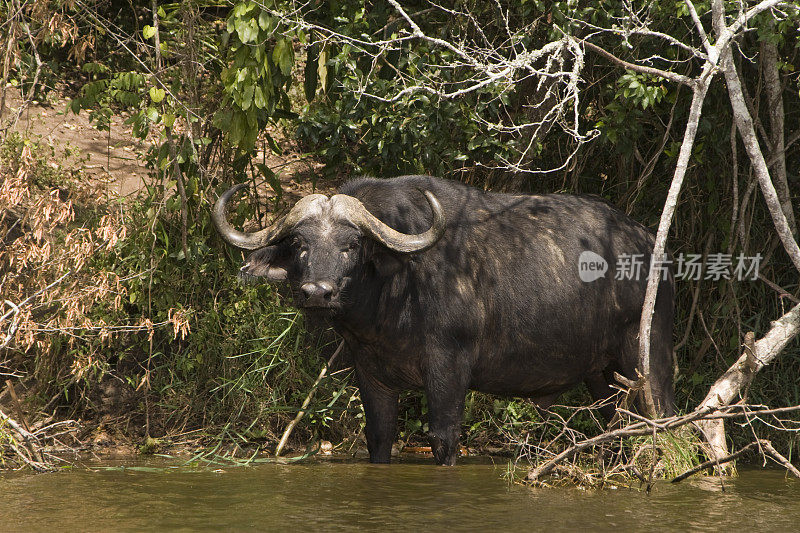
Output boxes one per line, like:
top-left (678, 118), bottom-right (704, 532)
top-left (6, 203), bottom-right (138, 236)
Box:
top-left (301, 281), bottom-right (335, 302)
top-left (317, 281), bottom-right (334, 300)
top-left (301, 282), bottom-right (317, 299)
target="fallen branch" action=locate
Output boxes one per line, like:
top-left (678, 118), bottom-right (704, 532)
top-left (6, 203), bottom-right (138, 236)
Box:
top-left (0, 407), bottom-right (50, 471)
top-left (695, 302), bottom-right (800, 467)
top-left (527, 402), bottom-right (800, 483)
top-left (274, 341), bottom-right (344, 457)
top-left (527, 407), bottom-right (715, 482)
top-left (672, 440), bottom-right (764, 483)
top-left (761, 441), bottom-right (800, 479)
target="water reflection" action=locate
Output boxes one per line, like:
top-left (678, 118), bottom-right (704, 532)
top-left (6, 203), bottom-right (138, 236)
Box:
top-left (0, 459), bottom-right (797, 532)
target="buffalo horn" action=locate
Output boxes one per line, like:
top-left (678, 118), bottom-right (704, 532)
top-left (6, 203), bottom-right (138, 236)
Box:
top-left (212, 183), bottom-right (326, 250)
top-left (332, 190), bottom-right (445, 253)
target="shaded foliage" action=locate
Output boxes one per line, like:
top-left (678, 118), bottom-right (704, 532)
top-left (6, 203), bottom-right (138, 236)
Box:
top-left (1, 0), bottom-right (799, 460)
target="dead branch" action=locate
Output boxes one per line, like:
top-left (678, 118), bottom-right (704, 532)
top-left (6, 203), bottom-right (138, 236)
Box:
top-left (1, 400), bottom-right (80, 472)
top-left (628, 0), bottom-right (797, 422)
top-left (761, 26), bottom-right (797, 236)
top-left (275, 341), bottom-right (344, 457)
top-left (637, 78), bottom-right (712, 417)
top-left (581, 41), bottom-right (695, 88)
top-left (695, 302), bottom-right (800, 465)
top-left (0, 0), bottom-right (18, 119)
top-left (266, 1), bottom-right (594, 174)
top-left (1, 270), bottom-right (72, 350)
top-left (0, 407), bottom-right (50, 471)
top-left (527, 402), bottom-right (800, 484)
top-left (672, 440), bottom-right (764, 483)
top-left (761, 441), bottom-right (800, 479)
top-left (758, 274), bottom-right (800, 303)
top-left (717, 9), bottom-right (800, 273)
top-left (1, 0), bottom-right (43, 134)
top-left (527, 407), bottom-right (715, 482)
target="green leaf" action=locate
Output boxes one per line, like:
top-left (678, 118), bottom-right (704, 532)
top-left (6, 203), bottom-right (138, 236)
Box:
top-left (256, 163), bottom-right (282, 201)
top-left (236, 18), bottom-right (258, 44)
top-left (241, 84), bottom-right (254, 111)
top-left (230, 111), bottom-right (245, 146)
top-left (272, 38), bottom-right (293, 76)
top-left (143, 25), bottom-right (156, 39)
top-left (253, 85), bottom-right (266, 109)
top-left (149, 86), bottom-right (165, 103)
top-left (264, 132), bottom-right (281, 155)
top-left (145, 106), bottom-right (159, 122)
top-left (258, 10), bottom-right (271, 31)
top-left (304, 44), bottom-right (318, 102)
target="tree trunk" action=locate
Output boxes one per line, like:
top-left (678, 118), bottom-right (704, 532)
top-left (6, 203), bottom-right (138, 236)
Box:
top-left (716, 7), bottom-right (800, 274)
top-left (694, 302), bottom-right (800, 469)
top-left (761, 31), bottom-right (797, 237)
top-left (637, 78), bottom-right (711, 417)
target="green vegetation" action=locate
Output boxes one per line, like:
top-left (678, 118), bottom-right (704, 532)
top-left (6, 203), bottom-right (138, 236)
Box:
top-left (1, 0), bottom-right (798, 475)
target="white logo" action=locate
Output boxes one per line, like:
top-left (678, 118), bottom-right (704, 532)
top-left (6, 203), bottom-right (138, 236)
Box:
top-left (578, 251), bottom-right (608, 282)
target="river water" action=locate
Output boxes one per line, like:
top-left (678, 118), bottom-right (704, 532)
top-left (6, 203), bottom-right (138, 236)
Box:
top-left (1, 457), bottom-right (798, 531)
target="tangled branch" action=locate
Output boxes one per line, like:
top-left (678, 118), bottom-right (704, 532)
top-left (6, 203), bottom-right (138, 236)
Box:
top-left (263, 0), bottom-right (597, 173)
top-left (524, 402), bottom-right (800, 486)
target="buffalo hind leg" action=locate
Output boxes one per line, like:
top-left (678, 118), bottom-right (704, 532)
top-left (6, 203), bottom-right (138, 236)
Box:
top-left (356, 367), bottom-right (399, 463)
top-left (424, 360), bottom-right (470, 466)
top-left (585, 371), bottom-right (617, 424)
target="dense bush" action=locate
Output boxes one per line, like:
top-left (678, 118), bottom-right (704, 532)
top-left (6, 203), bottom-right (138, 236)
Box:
top-left (2, 0), bottom-right (798, 461)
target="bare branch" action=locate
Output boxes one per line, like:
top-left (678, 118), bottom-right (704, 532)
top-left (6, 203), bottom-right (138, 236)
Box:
top-left (695, 302), bottom-right (800, 464)
top-left (671, 439), bottom-right (764, 482)
top-left (718, 27), bottom-right (800, 272)
top-left (683, 0), bottom-right (713, 57)
top-left (275, 341), bottom-right (344, 457)
top-left (581, 40), bottom-right (695, 87)
top-left (637, 75), bottom-right (712, 416)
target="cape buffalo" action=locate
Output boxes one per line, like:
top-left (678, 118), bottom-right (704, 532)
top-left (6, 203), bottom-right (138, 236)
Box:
top-left (212, 175), bottom-right (675, 465)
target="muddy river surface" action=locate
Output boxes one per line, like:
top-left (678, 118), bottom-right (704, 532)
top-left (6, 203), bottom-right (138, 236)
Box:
top-left (1, 457), bottom-right (798, 531)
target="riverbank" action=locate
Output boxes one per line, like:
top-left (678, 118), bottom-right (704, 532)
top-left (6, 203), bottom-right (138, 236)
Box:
top-left (1, 87), bottom-right (516, 470)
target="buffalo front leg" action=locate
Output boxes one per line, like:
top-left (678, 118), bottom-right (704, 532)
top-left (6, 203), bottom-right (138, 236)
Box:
top-left (356, 367), bottom-right (399, 463)
top-left (424, 364), bottom-right (470, 466)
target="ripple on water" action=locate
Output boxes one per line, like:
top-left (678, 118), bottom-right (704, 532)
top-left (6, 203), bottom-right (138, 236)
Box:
top-left (1, 460), bottom-right (798, 532)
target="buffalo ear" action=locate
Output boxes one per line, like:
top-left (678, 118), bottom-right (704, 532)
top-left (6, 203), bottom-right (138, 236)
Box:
top-left (240, 243), bottom-right (293, 281)
top-left (370, 249), bottom-right (405, 277)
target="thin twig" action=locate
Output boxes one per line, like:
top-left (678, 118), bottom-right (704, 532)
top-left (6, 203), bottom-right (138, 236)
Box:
top-left (527, 402), bottom-right (800, 483)
top-left (2, 0), bottom-right (42, 133)
top-left (581, 40), bottom-right (695, 87)
top-left (761, 441), bottom-right (800, 479)
top-left (275, 341), bottom-right (344, 457)
top-left (672, 440), bottom-right (763, 482)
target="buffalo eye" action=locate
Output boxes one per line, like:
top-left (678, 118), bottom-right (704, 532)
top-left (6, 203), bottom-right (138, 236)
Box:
top-left (342, 238), bottom-right (360, 255)
top-left (290, 237), bottom-right (309, 259)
